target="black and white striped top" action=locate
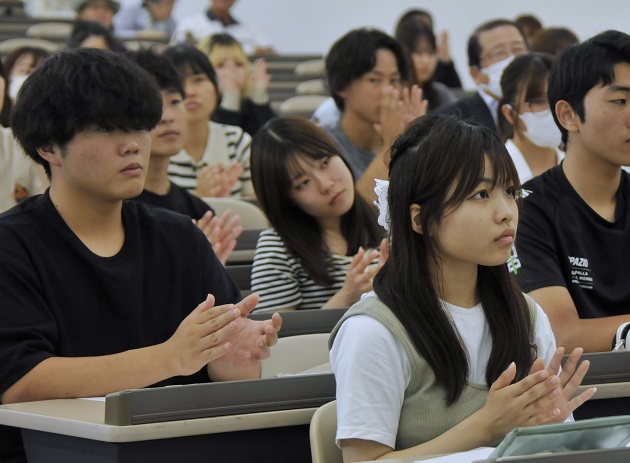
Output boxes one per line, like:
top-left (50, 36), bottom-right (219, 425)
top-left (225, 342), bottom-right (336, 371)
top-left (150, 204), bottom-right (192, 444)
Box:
top-left (167, 121), bottom-right (253, 197)
top-left (250, 228), bottom-right (352, 312)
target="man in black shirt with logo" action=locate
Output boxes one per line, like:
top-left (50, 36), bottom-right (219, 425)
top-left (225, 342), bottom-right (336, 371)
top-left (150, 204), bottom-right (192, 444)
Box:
top-left (513, 30), bottom-right (630, 352)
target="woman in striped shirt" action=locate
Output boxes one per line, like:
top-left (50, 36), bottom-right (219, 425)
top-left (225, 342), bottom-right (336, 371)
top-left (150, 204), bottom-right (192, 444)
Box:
top-left (163, 45), bottom-right (254, 198)
top-left (250, 116), bottom-right (385, 312)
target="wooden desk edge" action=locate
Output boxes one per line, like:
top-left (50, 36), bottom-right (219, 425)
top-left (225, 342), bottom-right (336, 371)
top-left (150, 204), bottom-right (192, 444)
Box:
top-left (0, 399), bottom-right (317, 443)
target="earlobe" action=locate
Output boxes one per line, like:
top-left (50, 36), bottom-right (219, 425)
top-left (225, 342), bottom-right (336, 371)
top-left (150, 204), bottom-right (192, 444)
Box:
top-left (410, 204), bottom-right (423, 234)
top-left (555, 100), bottom-right (578, 133)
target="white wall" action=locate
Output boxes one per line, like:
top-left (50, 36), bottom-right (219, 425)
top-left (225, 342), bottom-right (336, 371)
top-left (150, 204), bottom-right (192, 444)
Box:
top-left (157, 0), bottom-right (630, 89)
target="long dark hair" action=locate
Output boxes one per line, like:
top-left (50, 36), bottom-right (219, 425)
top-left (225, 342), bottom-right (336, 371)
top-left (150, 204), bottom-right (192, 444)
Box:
top-left (374, 114), bottom-right (534, 405)
top-left (395, 20), bottom-right (441, 109)
top-left (498, 53), bottom-right (553, 142)
top-left (251, 116), bottom-right (383, 285)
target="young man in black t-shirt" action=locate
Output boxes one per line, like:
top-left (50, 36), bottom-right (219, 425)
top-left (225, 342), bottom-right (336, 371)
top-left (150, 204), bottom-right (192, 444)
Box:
top-left (0, 48), bottom-right (281, 460)
top-left (512, 30), bottom-right (630, 352)
top-left (129, 50), bottom-right (243, 265)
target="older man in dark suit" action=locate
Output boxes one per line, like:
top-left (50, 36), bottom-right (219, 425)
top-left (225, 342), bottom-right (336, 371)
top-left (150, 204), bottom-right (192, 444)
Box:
top-left (433, 19), bottom-right (528, 133)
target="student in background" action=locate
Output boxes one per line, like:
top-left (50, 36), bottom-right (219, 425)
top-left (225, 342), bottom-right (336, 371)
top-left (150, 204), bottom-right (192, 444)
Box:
top-left (330, 114), bottom-right (594, 462)
top-left (163, 45), bottom-right (254, 198)
top-left (113, 0), bottom-right (177, 40)
top-left (394, 9), bottom-right (462, 89)
top-left (0, 47), bottom-right (281, 461)
top-left (67, 20), bottom-right (126, 51)
top-left (530, 27), bottom-right (579, 57)
top-left (172, 0), bottom-right (274, 55)
top-left (73, 0), bottom-right (118, 29)
top-left (3, 46), bottom-right (50, 109)
top-left (197, 33), bottom-right (276, 136)
top-left (512, 30), bottom-right (630, 352)
top-left (515, 14), bottom-right (543, 45)
top-left (0, 59), bottom-right (48, 211)
top-left (433, 19), bottom-right (529, 133)
top-left (250, 116), bottom-right (385, 312)
top-left (395, 20), bottom-right (457, 111)
top-left (321, 28), bottom-right (425, 204)
top-left (128, 49), bottom-right (242, 265)
top-left (498, 53), bottom-right (563, 183)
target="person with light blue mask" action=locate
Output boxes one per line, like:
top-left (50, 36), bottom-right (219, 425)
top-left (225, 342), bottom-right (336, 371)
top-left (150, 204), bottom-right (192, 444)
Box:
top-left (498, 53), bottom-right (563, 183)
top-left (433, 19), bottom-right (528, 133)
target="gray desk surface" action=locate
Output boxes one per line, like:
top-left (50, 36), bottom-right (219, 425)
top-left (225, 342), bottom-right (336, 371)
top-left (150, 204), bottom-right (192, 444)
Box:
top-left (0, 398), bottom-right (316, 443)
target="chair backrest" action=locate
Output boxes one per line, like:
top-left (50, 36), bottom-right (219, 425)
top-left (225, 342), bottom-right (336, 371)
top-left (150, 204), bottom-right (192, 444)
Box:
top-left (295, 58), bottom-right (325, 77)
top-left (278, 95), bottom-right (329, 118)
top-left (224, 264), bottom-right (252, 298)
top-left (201, 197), bottom-right (269, 229)
top-left (0, 38), bottom-right (60, 55)
top-left (26, 22), bottom-right (72, 39)
top-left (295, 78), bottom-right (327, 95)
top-left (261, 332), bottom-right (330, 379)
top-left (310, 400), bottom-right (343, 463)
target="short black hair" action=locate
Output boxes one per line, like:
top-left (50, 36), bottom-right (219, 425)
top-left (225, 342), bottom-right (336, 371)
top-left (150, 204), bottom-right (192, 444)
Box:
top-left (326, 28), bottom-right (410, 111)
top-left (548, 29), bottom-right (630, 146)
top-left (126, 49), bottom-right (185, 98)
top-left (11, 48), bottom-right (162, 176)
top-left (162, 44), bottom-right (218, 93)
top-left (467, 19), bottom-right (527, 67)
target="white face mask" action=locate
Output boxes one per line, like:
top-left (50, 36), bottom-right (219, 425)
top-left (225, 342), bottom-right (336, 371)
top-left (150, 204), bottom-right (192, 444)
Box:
top-left (478, 55), bottom-right (515, 100)
top-left (8, 75), bottom-right (28, 103)
top-left (519, 109), bottom-right (562, 149)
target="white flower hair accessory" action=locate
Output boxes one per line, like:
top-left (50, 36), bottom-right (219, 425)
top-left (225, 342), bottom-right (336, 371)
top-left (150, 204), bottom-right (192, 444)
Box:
top-left (374, 179), bottom-right (390, 231)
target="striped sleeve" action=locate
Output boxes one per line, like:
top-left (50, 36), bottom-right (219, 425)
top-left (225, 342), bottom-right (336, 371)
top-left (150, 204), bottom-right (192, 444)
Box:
top-left (223, 125), bottom-right (254, 198)
top-left (167, 154), bottom-right (198, 192)
top-left (251, 229), bottom-right (302, 311)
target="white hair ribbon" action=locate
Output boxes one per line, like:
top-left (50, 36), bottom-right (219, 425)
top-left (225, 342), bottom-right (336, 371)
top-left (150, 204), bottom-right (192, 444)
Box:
top-left (373, 179), bottom-right (390, 231)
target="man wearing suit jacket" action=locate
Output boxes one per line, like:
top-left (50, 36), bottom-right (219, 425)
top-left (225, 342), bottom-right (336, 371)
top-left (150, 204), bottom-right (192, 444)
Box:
top-left (433, 19), bottom-right (528, 133)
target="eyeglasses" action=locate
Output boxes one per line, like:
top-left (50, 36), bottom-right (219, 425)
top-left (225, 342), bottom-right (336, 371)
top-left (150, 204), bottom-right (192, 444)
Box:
top-left (481, 44), bottom-right (528, 64)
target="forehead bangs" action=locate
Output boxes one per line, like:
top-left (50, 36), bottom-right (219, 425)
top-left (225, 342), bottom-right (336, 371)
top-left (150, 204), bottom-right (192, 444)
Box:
top-left (285, 149), bottom-right (335, 183)
top-left (443, 132), bottom-right (520, 211)
top-left (51, 55), bottom-right (161, 134)
top-left (521, 62), bottom-right (550, 103)
top-left (172, 61), bottom-right (201, 78)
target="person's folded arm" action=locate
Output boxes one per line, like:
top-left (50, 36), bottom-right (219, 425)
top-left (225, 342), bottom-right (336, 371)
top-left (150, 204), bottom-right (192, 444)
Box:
top-left (528, 286), bottom-right (630, 352)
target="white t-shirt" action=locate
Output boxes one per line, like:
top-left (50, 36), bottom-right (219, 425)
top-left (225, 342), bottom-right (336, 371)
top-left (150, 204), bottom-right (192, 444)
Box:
top-left (330, 293), bottom-right (559, 449)
top-left (250, 228), bottom-right (353, 312)
top-left (505, 139), bottom-right (564, 184)
top-left (167, 121), bottom-right (253, 198)
top-left (311, 97), bottom-right (340, 127)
